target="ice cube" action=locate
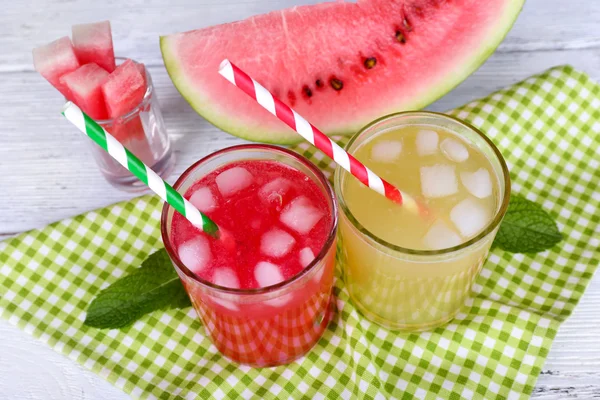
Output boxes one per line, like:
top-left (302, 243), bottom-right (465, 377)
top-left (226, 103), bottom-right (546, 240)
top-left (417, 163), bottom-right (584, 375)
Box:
top-left (450, 198), bottom-right (492, 238)
top-left (312, 265), bottom-right (325, 284)
top-left (422, 220), bottom-right (462, 250)
top-left (371, 140), bottom-right (402, 163)
top-left (212, 298), bottom-right (239, 311)
top-left (420, 164), bottom-right (458, 198)
top-left (215, 167), bottom-right (253, 196)
top-left (280, 196), bottom-right (324, 234)
top-left (460, 168), bottom-right (492, 199)
top-left (189, 186), bottom-right (217, 213)
top-left (265, 293), bottom-right (293, 308)
top-left (440, 138), bottom-right (469, 163)
top-left (261, 229), bottom-right (296, 258)
top-left (259, 178), bottom-right (292, 204)
top-left (255, 261), bottom-right (285, 288)
top-left (178, 237), bottom-right (211, 274)
top-left (212, 268), bottom-right (240, 289)
top-left (299, 247), bottom-right (315, 268)
top-left (416, 129), bottom-right (439, 156)
top-left (300, 247), bottom-right (325, 283)
top-left (212, 268), bottom-right (242, 309)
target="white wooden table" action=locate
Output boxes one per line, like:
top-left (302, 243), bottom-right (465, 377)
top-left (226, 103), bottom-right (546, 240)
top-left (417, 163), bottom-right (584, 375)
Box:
top-left (1, 0), bottom-right (599, 398)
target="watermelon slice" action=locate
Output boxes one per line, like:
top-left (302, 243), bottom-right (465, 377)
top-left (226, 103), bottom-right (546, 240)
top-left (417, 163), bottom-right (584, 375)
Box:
top-left (32, 36), bottom-right (80, 99)
top-left (101, 59), bottom-right (146, 118)
top-left (161, 0), bottom-right (524, 144)
top-left (60, 63), bottom-right (109, 120)
top-left (72, 20), bottom-right (116, 73)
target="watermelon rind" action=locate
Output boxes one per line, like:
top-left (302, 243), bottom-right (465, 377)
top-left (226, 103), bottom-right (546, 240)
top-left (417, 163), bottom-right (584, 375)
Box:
top-left (161, 0), bottom-right (524, 145)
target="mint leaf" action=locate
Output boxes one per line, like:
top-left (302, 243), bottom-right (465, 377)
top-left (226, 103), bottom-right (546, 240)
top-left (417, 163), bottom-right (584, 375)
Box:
top-left (84, 249), bottom-right (191, 329)
top-left (493, 195), bottom-right (562, 253)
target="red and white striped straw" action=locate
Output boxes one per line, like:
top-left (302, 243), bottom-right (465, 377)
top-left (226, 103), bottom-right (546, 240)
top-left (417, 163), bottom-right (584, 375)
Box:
top-left (218, 59), bottom-right (420, 214)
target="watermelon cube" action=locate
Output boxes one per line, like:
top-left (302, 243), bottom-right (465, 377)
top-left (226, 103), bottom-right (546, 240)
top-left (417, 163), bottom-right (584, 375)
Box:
top-left (101, 59), bottom-right (146, 118)
top-left (60, 63), bottom-right (109, 120)
top-left (72, 20), bottom-right (116, 73)
top-left (32, 36), bottom-right (81, 98)
top-left (136, 62), bottom-right (147, 88)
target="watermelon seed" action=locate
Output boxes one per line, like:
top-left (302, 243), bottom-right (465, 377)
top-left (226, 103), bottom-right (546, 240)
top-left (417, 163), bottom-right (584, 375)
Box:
top-left (329, 77), bottom-right (344, 91)
top-left (364, 57), bottom-right (377, 69)
top-left (302, 85), bottom-right (313, 98)
top-left (403, 17), bottom-right (412, 32)
top-left (395, 31), bottom-right (407, 44)
top-left (287, 90), bottom-right (297, 106)
top-left (315, 79), bottom-right (324, 88)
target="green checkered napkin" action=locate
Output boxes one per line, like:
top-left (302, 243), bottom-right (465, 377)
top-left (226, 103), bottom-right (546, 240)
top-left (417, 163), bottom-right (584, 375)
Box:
top-left (1, 65), bottom-right (599, 399)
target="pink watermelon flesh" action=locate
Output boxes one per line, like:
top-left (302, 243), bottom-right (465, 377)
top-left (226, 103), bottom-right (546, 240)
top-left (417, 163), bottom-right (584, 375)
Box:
top-left (136, 62), bottom-right (148, 90)
top-left (32, 36), bottom-right (81, 99)
top-left (101, 59), bottom-right (146, 118)
top-left (110, 116), bottom-right (146, 143)
top-left (102, 59), bottom-right (147, 142)
top-left (60, 63), bottom-right (109, 120)
top-left (72, 20), bottom-right (116, 73)
top-left (161, 0), bottom-right (524, 144)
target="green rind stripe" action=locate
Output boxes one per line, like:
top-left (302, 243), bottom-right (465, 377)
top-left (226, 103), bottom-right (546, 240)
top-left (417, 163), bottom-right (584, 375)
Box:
top-left (125, 149), bottom-right (149, 186)
top-left (166, 186), bottom-right (186, 217)
top-left (202, 216), bottom-right (219, 237)
top-left (83, 113), bottom-right (108, 152)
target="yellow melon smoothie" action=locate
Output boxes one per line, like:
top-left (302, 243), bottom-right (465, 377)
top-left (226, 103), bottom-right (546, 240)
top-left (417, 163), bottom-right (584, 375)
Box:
top-left (334, 112), bottom-right (510, 331)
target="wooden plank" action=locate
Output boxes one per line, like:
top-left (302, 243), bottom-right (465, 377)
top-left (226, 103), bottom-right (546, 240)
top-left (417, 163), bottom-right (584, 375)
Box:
top-left (535, 272), bottom-right (600, 398)
top-left (3, 0), bottom-right (600, 71)
top-left (0, 320), bottom-right (127, 399)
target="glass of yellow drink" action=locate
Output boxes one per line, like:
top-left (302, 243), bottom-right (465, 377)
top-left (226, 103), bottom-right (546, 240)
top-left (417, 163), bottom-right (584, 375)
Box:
top-left (334, 112), bottom-right (510, 331)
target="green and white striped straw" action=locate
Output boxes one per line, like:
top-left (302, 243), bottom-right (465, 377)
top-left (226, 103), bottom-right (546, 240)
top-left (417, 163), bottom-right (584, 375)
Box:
top-left (62, 101), bottom-right (219, 237)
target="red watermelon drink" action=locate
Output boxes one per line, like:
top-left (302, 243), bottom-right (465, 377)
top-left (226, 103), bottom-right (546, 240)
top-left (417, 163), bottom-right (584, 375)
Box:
top-left (161, 145), bottom-right (338, 366)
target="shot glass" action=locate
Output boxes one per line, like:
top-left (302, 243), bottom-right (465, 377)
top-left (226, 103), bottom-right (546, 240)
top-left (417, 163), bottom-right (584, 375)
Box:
top-left (334, 112), bottom-right (511, 331)
top-left (89, 58), bottom-right (174, 191)
top-left (161, 145), bottom-right (338, 366)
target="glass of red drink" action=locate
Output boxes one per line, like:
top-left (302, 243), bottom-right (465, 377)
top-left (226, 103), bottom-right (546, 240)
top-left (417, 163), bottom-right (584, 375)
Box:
top-left (161, 145), bottom-right (338, 366)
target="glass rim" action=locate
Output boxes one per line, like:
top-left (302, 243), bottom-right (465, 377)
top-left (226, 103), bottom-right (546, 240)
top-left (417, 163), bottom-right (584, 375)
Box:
top-left (161, 144), bottom-right (339, 295)
top-left (334, 111), bottom-right (511, 256)
top-left (94, 56), bottom-right (152, 124)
